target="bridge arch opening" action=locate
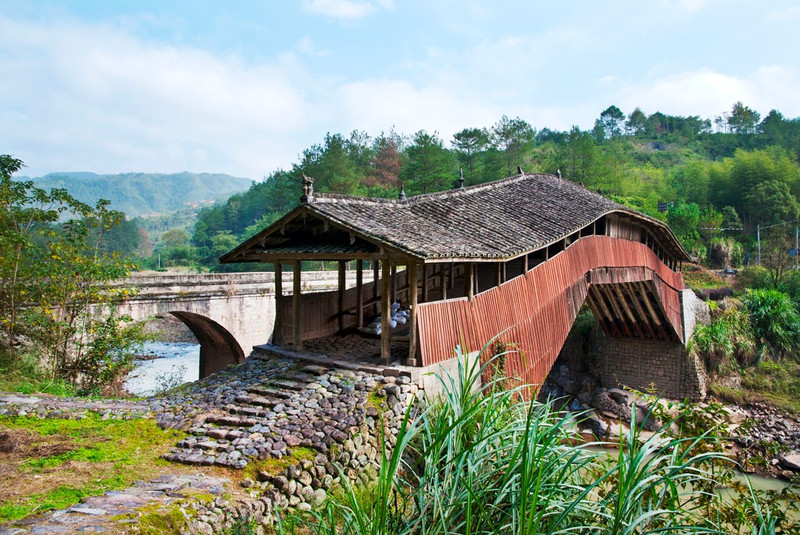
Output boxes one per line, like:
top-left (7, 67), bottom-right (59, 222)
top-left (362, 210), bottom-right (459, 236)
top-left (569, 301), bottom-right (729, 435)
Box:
top-left (170, 311), bottom-right (246, 379)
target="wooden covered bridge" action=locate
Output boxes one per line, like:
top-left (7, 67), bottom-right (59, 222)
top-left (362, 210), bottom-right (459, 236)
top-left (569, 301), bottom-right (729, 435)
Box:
top-left (221, 172), bottom-right (699, 395)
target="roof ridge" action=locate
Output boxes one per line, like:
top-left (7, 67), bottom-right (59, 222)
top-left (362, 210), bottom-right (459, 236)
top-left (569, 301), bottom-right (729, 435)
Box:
top-left (312, 173), bottom-right (568, 207)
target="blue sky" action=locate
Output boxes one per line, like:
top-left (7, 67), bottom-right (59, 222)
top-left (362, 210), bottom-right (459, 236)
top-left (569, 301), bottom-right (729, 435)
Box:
top-left (2, 0), bottom-right (799, 178)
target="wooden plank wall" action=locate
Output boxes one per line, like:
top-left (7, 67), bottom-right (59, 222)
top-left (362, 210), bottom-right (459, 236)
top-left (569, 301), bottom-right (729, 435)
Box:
top-left (414, 235), bottom-right (685, 389)
top-left (274, 269), bottom-right (412, 343)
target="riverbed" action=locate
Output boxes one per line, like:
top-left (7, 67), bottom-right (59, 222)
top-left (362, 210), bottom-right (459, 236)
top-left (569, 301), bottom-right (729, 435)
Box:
top-left (124, 342), bottom-right (200, 397)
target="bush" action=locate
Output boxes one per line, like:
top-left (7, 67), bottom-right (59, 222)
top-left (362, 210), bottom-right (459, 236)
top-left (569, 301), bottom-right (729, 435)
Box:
top-left (692, 303), bottom-right (756, 372)
top-left (742, 289), bottom-right (800, 359)
top-left (737, 266), bottom-right (771, 290)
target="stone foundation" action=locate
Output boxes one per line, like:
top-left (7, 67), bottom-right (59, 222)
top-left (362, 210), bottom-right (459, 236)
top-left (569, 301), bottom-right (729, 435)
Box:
top-left (591, 337), bottom-right (706, 401)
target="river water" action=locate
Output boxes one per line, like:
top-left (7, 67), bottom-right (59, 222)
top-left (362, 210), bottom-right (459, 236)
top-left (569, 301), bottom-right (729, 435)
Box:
top-left (124, 342), bottom-right (200, 397)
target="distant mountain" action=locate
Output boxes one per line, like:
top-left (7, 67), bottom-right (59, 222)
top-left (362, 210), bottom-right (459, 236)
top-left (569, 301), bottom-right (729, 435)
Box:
top-left (18, 171), bottom-right (253, 218)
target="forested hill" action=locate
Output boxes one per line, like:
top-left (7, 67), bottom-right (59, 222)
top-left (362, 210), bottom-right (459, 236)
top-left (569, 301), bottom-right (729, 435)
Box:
top-left (191, 103), bottom-right (800, 271)
top-left (20, 171), bottom-right (252, 218)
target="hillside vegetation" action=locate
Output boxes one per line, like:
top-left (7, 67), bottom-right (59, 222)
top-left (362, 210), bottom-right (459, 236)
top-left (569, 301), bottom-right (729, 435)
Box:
top-left (22, 171), bottom-right (251, 218)
top-left (186, 103), bottom-right (800, 273)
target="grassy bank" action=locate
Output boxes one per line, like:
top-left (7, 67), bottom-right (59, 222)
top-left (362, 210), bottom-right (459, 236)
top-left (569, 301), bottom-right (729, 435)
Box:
top-left (283, 346), bottom-right (799, 534)
top-left (0, 415), bottom-right (185, 523)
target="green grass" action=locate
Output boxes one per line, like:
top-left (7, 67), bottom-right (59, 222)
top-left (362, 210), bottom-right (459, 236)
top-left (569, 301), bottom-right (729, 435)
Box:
top-left (682, 263), bottom-right (728, 290)
top-left (283, 342), bottom-right (799, 535)
top-left (738, 360), bottom-right (800, 414)
top-left (0, 352), bottom-right (78, 397)
top-left (243, 446), bottom-right (318, 481)
top-left (0, 415), bottom-right (186, 523)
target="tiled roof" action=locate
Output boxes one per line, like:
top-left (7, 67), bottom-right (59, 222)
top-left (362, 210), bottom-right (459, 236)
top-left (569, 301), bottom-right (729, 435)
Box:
top-left (221, 173), bottom-right (690, 263)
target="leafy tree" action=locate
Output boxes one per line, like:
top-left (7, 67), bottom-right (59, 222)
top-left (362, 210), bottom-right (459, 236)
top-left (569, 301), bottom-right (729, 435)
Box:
top-left (298, 133), bottom-right (362, 195)
top-left (745, 180), bottom-right (800, 227)
top-left (599, 105), bottom-right (625, 138)
top-left (452, 127), bottom-right (490, 174)
top-left (402, 131), bottom-right (456, 194)
top-left (366, 134), bottom-right (402, 190)
top-left (0, 155), bottom-right (144, 391)
top-left (742, 289), bottom-right (800, 359)
top-left (727, 101), bottom-right (761, 135)
top-left (720, 206), bottom-right (743, 232)
top-left (490, 116), bottom-right (535, 175)
top-left (625, 108), bottom-right (647, 136)
top-left (673, 160), bottom-right (710, 205)
top-left (161, 228), bottom-right (190, 249)
top-left (667, 201), bottom-right (702, 252)
top-left (555, 127), bottom-right (598, 184)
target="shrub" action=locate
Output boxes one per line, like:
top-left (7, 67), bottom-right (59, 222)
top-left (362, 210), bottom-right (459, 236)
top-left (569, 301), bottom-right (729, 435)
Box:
top-left (742, 289), bottom-right (800, 359)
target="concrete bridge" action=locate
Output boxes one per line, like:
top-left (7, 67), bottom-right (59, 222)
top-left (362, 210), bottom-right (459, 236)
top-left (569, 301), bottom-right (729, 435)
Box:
top-left (113, 271), bottom-right (368, 377)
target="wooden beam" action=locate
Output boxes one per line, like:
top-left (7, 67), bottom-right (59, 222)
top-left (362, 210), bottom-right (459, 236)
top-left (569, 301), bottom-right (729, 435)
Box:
top-left (596, 284), bottom-right (634, 338)
top-left (440, 264), bottom-right (448, 300)
top-left (585, 295), bottom-right (620, 338)
top-left (465, 263), bottom-right (474, 300)
top-left (422, 264), bottom-right (429, 302)
top-left (391, 264), bottom-right (397, 304)
top-left (622, 282), bottom-right (657, 339)
top-left (292, 260), bottom-right (303, 350)
top-left (381, 259), bottom-right (392, 364)
top-left (338, 260), bottom-right (346, 332)
top-left (408, 261), bottom-right (418, 366)
top-left (356, 259), bottom-right (364, 328)
top-left (273, 263), bottom-right (283, 346)
top-left (373, 260), bottom-right (379, 315)
top-left (610, 283), bottom-right (646, 339)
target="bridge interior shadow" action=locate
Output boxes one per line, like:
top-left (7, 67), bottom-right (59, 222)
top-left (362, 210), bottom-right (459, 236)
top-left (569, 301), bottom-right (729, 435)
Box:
top-left (170, 311), bottom-right (245, 378)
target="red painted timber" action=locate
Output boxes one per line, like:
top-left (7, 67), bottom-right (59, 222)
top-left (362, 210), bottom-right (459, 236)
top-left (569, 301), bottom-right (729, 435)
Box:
top-left (415, 236), bottom-right (686, 389)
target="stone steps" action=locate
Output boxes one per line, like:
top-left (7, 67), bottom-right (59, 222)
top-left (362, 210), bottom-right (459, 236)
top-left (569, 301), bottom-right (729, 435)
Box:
top-left (204, 415), bottom-right (259, 427)
top-left (245, 386), bottom-right (293, 399)
top-left (234, 394), bottom-right (277, 408)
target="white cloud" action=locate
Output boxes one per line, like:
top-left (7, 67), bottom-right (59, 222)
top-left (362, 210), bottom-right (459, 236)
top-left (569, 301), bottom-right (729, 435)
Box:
top-left (618, 67), bottom-right (800, 119)
top-left (766, 5), bottom-right (800, 21)
top-left (302, 0), bottom-right (393, 21)
top-left (334, 78), bottom-right (504, 142)
top-left (660, 0), bottom-right (709, 13)
top-left (296, 37), bottom-right (333, 57)
top-left (0, 16), bottom-right (310, 178)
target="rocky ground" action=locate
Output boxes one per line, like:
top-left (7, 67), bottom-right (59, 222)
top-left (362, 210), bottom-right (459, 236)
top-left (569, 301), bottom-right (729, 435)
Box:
top-left (0, 349), bottom-right (420, 534)
top-left (1, 352), bottom-right (798, 534)
top-left (540, 361), bottom-right (800, 478)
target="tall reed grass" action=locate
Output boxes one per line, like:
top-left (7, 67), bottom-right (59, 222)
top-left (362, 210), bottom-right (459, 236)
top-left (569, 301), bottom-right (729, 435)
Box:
top-left (283, 343), bottom-right (787, 534)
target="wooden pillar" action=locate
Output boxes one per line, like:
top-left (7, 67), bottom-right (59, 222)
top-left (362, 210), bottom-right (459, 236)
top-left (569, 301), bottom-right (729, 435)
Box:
top-left (465, 263), bottom-right (474, 300)
top-left (356, 259), bottom-right (364, 328)
top-left (440, 264), bottom-right (448, 300)
top-left (373, 260), bottom-right (379, 315)
top-left (495, 262), bottom-right (502, 287)
top-left (273, 262), bottom-right (283, 346)
top-left (292, 260), bottom-right (303, 350)
top-left (381, 259), bottom-right (392, 363)
top-left (449, 262), bottom-right (455, 289)
top-left (337, 260), bottom-right (346, 332)
top-left (391, 264), bottom-right (397, 304)
top-left (422, 264), bottom-right (429, 302)
top-left (523, 254), bottom-right (528, 273)
top-left (407, 261), bottom-right (418, 366)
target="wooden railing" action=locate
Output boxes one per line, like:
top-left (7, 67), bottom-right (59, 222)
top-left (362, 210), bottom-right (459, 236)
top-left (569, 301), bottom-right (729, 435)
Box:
top-left (415, 236), bottom-right (685, 388)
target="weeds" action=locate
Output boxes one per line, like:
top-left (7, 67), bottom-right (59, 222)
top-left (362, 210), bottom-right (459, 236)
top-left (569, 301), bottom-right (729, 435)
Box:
top-left (280, 343), bottom-right (796, 534)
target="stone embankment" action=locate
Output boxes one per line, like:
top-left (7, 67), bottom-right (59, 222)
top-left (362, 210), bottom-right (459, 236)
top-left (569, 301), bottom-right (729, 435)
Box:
top-left (541, 362), bottom-right (800, 478)
top-left (0, 351), bottom-right (421, 534)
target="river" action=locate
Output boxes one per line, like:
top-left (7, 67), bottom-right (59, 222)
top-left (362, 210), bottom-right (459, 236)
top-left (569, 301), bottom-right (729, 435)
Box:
top-left (124, 342), bottom-right (200, 397)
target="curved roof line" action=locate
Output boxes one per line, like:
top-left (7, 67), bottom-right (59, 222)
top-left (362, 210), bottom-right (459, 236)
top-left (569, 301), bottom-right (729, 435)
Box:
top-left (221, 172), bottom-right (690, 263)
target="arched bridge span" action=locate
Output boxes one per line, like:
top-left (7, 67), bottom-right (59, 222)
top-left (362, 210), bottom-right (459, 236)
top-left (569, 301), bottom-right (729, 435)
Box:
top-left (415, 235), bottom-right (698, 390)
